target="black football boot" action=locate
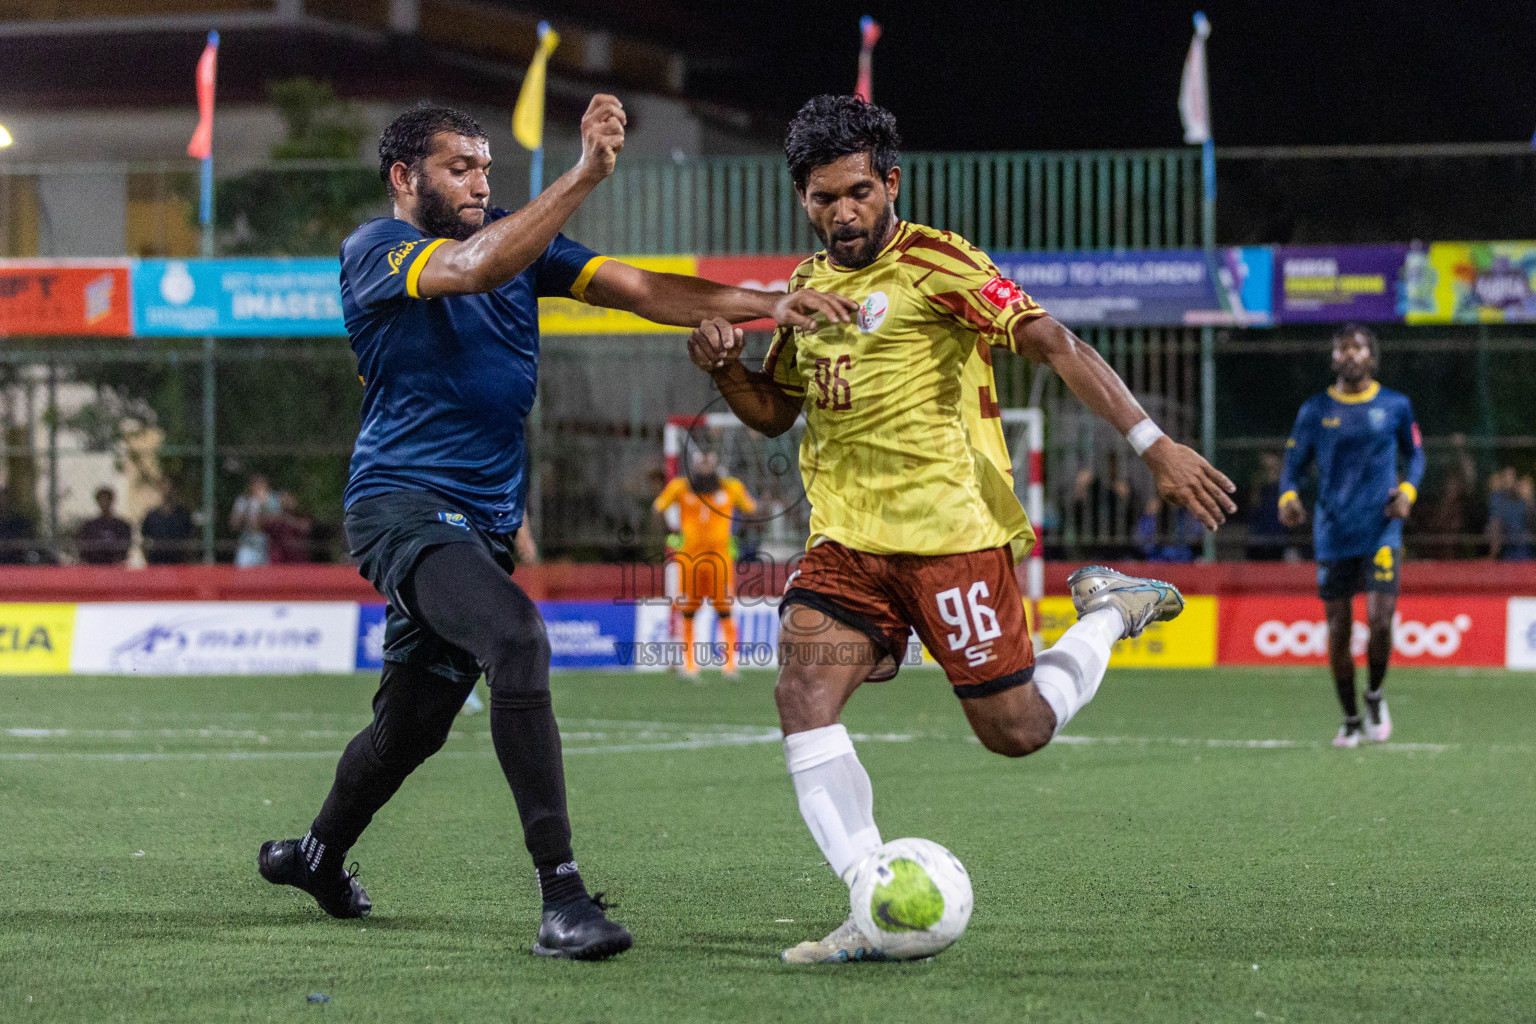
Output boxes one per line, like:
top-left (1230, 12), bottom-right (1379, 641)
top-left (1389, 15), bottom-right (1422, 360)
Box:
top-left (258, 839), bottom-right (372, 919)
top-left (532, 894), bottom-right (633, 960)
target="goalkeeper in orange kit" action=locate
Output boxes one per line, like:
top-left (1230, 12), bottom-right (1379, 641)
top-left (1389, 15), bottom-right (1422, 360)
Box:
top-left (653, 450), bottom-right (757, 677)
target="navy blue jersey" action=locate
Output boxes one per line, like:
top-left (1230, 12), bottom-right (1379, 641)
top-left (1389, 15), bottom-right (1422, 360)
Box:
top-left (340, 213), bottom-right (605, 532)
top-left (1279, 381), bottom-right (1425, 560)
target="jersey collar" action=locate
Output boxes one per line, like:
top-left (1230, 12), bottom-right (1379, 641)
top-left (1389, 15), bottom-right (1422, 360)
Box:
top-left (821, 220), bottom-right (908, 273)
top-left (1328, 380), bottom-right (1380, 405)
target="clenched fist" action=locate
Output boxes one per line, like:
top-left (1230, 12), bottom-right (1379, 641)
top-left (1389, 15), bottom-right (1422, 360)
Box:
top-left (577, 94), bottom-right (625, 181)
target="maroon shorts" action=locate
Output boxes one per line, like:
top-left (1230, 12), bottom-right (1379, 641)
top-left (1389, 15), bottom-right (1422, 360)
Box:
top-left (781, 541), bottom-right (1035, 698)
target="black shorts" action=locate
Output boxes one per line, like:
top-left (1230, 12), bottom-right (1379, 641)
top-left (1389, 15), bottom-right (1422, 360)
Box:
top-left (345, 489), bottom-right (517, 684)
top-left (1317, 544), bottom-right (1401, 601)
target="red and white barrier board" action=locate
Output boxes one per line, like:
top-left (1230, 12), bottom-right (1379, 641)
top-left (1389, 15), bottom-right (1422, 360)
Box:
top-left (1219, 596), bottom-right (1510, 667)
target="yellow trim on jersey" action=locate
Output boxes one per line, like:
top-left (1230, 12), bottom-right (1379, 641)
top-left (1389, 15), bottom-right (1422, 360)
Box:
top-left (1278, 489), bottom-right (1299, 509)
top-left (404, 238), bottom-right (449, 299)
top-left (1327, 380), bottom-right (1381, 405)
top-left (1398, 481), bottom-right (1417, 504)
top-left (569, 256), bottom-right (611, 303)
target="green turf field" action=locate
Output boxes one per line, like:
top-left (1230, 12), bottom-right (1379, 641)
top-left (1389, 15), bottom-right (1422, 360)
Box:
top-left (2, 666), bottom-right (1532, 1023)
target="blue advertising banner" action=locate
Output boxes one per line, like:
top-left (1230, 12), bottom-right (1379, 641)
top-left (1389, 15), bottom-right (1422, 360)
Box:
top-left (355, 601), bottom-right (636, 672)
top-left (133, 258), bottom-right (344, 337)
top-left (992, 247), bottom-right (1272, 327)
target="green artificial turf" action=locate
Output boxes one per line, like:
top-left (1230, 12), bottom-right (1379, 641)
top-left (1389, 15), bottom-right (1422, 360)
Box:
top-left (1, 666), bottom-right (1532, 1022)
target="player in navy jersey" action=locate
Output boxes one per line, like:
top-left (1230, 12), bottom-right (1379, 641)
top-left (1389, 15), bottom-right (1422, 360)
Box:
top-left (1279, 324), bottom-right (1424, 748)
top-left (258, 99), bottom-right (857, 960)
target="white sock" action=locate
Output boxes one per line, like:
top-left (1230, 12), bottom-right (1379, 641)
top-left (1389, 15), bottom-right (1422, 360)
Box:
top-left (1032, 608), bottom-right (1124, 735)
top-left (784, 724), bottom-right (882, 885)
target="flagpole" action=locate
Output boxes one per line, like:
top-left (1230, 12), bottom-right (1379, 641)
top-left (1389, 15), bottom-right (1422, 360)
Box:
top-left (527, 21), bottom-right (553, 200)
top-left (193, 29), bottom-right (219, 562)
top-left (1193, 12), bottom-right (1218, 561)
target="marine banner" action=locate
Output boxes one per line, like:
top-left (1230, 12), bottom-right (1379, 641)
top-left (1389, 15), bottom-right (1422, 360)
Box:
top-left (1274, 244), bottom-right (1408, 323)
top-left (990, 248), bottom-right (1272, 327)
top-left (0, 260), bottom-right (132, 336)
top-left (1403, 242), bottom-right (1536, 323)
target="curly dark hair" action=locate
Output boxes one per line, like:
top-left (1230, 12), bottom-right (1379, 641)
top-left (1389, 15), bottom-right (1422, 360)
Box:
top-left (1332, 322), bottom-right (1380, 359)
top-left (378, 105), bottom-right (486, 198)
top-left (784, 95), bottom-right (902, 192)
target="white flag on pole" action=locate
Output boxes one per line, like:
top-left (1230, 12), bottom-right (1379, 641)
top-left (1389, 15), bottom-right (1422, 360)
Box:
top-left (1179, 12), bottom-right (1212, 144)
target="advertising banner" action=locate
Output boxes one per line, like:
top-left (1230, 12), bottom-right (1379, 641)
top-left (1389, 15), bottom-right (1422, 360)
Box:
top-left (1274, 245), bottom-right (1408, 323)
top-left (0, 603), bottom-right (75, 674)
top-left (538, 255), bottom-right (698, 334)
top-left (1404, 242), bottom-right (1536, 324)
top-left (631, 599), bottom-right (781, 672)
top-left (1218, 596), bottom-right (1507, 667)
top-left (991, 248), bottom-right (1272, 327)
top-left (133, 259), bottom-right (345, 337)
top-left (0, 260), bottom-right (132, 336)
top-left (71, 602), bottom-right (360, 674)
top-left (358, 601), bottom-right (640, 671)
top-left (697, 255), bottom-right (805, 332)
top-left (1038, 595), bottom-right (1217, 668)
top-left (1506, 598), bottom-right (1536, 670)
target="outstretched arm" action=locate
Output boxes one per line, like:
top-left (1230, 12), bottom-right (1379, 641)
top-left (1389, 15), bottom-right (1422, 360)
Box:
top-left (1011, 314), bottom-right (1237, 529)
top-left (689, 320), bottom-right (802, 438)
top-left (412, 96), bottom-right (626, 298)
top-left (582, 260), bottom-right (858, 330)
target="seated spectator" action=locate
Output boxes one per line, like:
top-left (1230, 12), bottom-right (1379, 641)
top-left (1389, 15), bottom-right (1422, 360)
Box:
top-left (0, 486), bottom-right (38, 565)
top-left (141, 478), bottom-right (196, 565)
top-left (76, 486), bottom-right (132, 565)
top-left (1247, 452), bottom-right (1290, 561)
top-left (1134, 495), bottom-right (1201, 563)
top-left (265, 491), bottom-right (313, 564)
top-left (1486, 468), bottom-right (1534, 561)
top-left (230, 474), bottom-right (280, 568)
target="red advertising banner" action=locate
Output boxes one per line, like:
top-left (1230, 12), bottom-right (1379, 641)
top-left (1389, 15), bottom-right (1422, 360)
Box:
top-left (1219, 595), bottom-right (1508, 667)
top-left (0, 260), bottom-right (133, 336)
top-left (696, 255), bottom-right (806, 332)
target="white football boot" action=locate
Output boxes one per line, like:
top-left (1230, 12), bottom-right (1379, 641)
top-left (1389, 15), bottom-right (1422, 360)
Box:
top-left (1333, 719), bottom-right (1363, 748)
top-left (780, 915), bottom-right (889, 964)
top-left (1065, 565), bottom-right (1185, 638)
top-left (1364, 695), bottom-right (1392, 742)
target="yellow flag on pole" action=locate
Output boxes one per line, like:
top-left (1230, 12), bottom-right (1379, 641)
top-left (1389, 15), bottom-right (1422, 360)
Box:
top-left (513, 22), bottom-right (560, 151)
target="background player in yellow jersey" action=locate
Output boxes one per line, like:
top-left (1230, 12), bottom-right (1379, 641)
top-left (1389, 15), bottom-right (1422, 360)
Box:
top-left (653, 450), bottom-right (757, 678)
top-left (689, 96), bottom-right (1237, 962)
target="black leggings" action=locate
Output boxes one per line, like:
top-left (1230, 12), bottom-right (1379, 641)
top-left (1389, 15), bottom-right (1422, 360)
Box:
top-left (309, 541), bottom-right (573, 870)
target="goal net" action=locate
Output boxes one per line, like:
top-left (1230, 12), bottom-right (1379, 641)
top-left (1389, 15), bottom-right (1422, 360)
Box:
top-left (645, 410), bottom-right (1044, 669)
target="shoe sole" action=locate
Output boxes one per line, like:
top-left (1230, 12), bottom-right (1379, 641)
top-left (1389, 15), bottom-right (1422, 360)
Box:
top-left (531, 934), bottom-right (634, 961)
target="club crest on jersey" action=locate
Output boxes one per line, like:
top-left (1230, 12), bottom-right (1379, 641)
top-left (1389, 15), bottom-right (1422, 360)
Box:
top-left (436, 511), bottom-right (470, 530)
top-left (858, 291), bottom-right (890, 333)
top-left (980, 275), bottom-right (1025, 310)
top-left (1369, 408), bottom-right (1387, 429)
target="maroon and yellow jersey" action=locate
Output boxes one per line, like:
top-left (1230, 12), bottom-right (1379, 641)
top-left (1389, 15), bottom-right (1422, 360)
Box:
top-left (764, 221), bottom-right (1046, 561)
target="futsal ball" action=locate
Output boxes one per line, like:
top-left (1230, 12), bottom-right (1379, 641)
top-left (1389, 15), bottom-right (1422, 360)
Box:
top-left (849, 838), bottom-right (973, 959)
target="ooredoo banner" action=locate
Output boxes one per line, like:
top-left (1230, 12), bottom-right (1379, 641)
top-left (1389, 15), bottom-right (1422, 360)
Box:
top-left (71, 602), bottom-right (360, 675)
top-left (1219, 596), bottom-right (1508, 667)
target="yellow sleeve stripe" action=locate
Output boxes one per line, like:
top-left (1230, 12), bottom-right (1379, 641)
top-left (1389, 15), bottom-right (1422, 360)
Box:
top-left (1278, 490), bottom-right (1298, 509)
top-left (405, 238), bottom-right (449, 299)
top-left (570, 256), bottom-right (611, 303)
top-left (1398, 481), bottom-right (1417, 504)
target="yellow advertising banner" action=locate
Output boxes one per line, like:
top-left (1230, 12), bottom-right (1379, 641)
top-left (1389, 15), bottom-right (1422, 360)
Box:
top-left (1404, 242), bottom-right (1536, 324)
top-left (1037, 595), bottom-right (1217, 668)
top-left (538, 256), bottom-right (698, 334)
top-left (0, 603), bottom-right (75, 674)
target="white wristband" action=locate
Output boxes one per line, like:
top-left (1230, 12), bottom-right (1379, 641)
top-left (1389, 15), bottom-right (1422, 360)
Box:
top-left (1126, 418), bottom-right (1165, 456)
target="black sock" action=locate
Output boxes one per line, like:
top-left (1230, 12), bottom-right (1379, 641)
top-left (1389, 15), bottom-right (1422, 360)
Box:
top-left (1333, 671), bottom-right (1359, 719)
top-left (1366, 659), bottom-right (1388, 700)
top-left (299, 829), bottom-right (346, 878)
top-left (1342, 714), bottom-right (1363, 733)
top-left (536, 858), bottom-right (591, 907)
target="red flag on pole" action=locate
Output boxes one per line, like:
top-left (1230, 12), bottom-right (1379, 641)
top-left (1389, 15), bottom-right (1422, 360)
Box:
top-left (854, 16), bottom-right (881, 102)
top-left (187, 32), bottom-right (219, 159)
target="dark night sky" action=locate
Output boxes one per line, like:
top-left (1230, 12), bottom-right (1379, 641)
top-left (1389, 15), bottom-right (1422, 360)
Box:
top-left (539, 0), bottom-right (1536, 150)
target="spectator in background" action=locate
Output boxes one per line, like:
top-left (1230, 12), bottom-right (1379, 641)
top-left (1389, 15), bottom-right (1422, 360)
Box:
top-left (0, 486), bottom-right (38, 565)
top-left (265, 491), bottom-right (314, 564)
top-left (230, 474), bottom-right (280, 567)
top-left (76, 486), bottom-right (132, 565)
top-left (1420, 464), bottom-right (1471, 560)
top-left (1134, 495), bottom-right (1202, 563)
top-left (1486, 467), bottom-right (1534, 561)
top-left (1247, 452), bottom-right (1291, 560)
top-left (141, 478), bottom-right (196, 564)
top-left (1069, 452), bottom-right (1137, 558)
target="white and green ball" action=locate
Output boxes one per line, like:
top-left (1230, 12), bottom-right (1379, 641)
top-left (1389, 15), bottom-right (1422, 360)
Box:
top-left (849, 838), bottom-right (973, 959)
